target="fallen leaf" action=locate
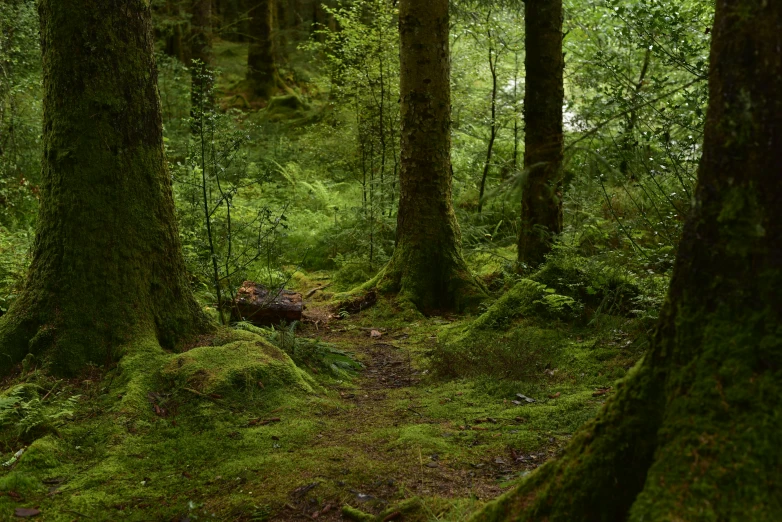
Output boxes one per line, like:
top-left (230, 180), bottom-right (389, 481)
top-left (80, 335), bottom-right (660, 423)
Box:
top-left (14, 508), bottom-right (40, 518)
top-left (370, 330), bottom-right (382, 339)
top-left (548, 392), bottom-right (561, 399)
top-left (592, 387), bottom-right (612, 397)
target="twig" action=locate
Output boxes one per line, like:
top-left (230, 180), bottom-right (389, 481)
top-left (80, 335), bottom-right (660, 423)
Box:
top-left (183, 388), bottom-right (221, 401)
top-left (41, 380), bottom-right (61, 402)
top-left (305, 283), bottom-right (332, 299)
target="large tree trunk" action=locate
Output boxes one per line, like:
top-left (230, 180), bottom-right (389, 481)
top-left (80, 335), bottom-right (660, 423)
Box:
top-left (370, 0), bottom-right (484, 313)
top-left (473, 1), bottom-right (782, 520)
top-left (0, 0), bottom-right (211, 375)
top-left (517, 0), bottom-right (564, 268)
top-left (247, 0), bottom-right (282, 99)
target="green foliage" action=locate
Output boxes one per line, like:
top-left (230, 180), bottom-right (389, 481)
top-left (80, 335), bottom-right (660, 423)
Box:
top-left (0, 227), bottom-right (30, 314)
top-left (235, 321), bottom-right (362, 378)
top-left (0, 384), bottom-right (80, 438)
top-left (0, 0), bottom-right (41, 230)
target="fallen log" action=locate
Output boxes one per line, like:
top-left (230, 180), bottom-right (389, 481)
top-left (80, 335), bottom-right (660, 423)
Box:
top-left (331, 290), bottom-right (377, 317)
top-left (230, 281), bottom-right (303, 326)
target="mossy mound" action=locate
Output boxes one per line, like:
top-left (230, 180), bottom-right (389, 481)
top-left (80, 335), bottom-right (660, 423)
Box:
top-left (162, 333), bottom-right (316, 399)
top-left (531, 255), bottom-right (640, 315)
top-left (471, 279), bottom-right (578, 331)
top-left (263, 94), bottom-right (311, 122)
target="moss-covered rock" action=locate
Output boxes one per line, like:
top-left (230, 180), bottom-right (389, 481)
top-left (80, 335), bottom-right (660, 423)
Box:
top-left (263, 94), bottom-right (311, 122)
top-left (161, 333), bottom-right (316, 399)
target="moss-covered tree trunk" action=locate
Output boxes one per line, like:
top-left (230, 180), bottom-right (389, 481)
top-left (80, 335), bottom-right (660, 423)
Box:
top-left (0, 0), bottom-right (211, 375)
top-left (474, 1), bottom-right (782, 520)
top-left (371, 0), bottom-right (484, 313)
top-left (247, 0), bottom-right (283, 99)
top-left (517, 0), bottom-right (564, 268)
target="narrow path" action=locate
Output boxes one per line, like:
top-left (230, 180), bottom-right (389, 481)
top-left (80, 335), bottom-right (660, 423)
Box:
top-left (272, 317), bottom-right (548, 521)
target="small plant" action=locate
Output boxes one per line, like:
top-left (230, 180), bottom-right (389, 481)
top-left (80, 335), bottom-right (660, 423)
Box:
top-left (0, 384), bottom-right (80, 438)
top-left (235, 322), bottom-right (362, 377)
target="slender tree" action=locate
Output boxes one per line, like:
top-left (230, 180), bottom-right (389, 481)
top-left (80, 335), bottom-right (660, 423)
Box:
top-left (0, 0), bottom-right (210, 375)
top-left (247, 0), bottom-right (283, 98)
top-left (477, 7), bottom-right (500, 215)
top-left (517, 0), bottom-right (564, 268)
top-left (190, 0), bottom-right (212, 69)
top-left (190, 0), bottom-right (213, 122)
top-left (370, 0), bottom-right (485, 313)
top-left (163, 0), bottom-right (188, 63)
top-left (473, 1), bottom-right (782, 519)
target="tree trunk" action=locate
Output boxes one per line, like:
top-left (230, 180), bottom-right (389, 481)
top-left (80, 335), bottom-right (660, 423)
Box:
top-left (370, 0), bottom-right (485, 313)
top-left (275, 0), bottom-right (288, 56)
top-left (190, 0), bottom-right (213, 118)
top-left (0, 0), bottom-right (211, 375)
top-left (473, 1), bottom-right (782, 520)
top-left (190, 0), bottom-right (212, 68)
top-left (477, 21), bottom-right (498, 215)
top-left (247, 0), bottom-right (281, 99)
top-left (517, 0), bottom-right (564, 268)
top-left (164, 0), bottom-right (188, 63)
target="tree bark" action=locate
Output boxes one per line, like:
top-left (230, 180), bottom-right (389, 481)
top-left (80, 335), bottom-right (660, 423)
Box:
top-left (190, 0), bottom-right (212, 68)
top-left (164, 0), bottom-right (188, 63)
top-left (247, 0), bottom-right (281, 99)
top-left (370, 0), bottom-right (485, 313)
top-left (517, 0), bottom-right (564, 268)
top-left (0, 0), bottom-right (211, 375)
top-left (473, 1), bottom-right (782, 520)
top-left (190, 0), bottom-right (213, 118)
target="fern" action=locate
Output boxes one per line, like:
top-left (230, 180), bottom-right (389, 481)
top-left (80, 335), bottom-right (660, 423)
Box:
top-left (0, 385), bottom-right (80, 436)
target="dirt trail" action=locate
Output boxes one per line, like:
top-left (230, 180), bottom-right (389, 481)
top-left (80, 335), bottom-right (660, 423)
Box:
top-left (274, 319), bottom-right (527, 521)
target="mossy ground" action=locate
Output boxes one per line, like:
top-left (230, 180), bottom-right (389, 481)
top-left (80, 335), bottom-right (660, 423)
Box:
top-left (0, 271), bottom-right (646, 521)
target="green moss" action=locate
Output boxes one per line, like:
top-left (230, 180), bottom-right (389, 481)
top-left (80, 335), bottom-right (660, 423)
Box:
top-left (0, 471), bottom-right (41, 495)
top-left (162, 337), bottom-right (317, 397)
top-left (18, 435), bottom-right (62, 471)
top-left (343, 504), bottom-right (377, 522)
top-left (531, 254), bottom-right (640, 315)
top-left (470, 279), bottom-right (548, 330)
top-left (263, 94), bottom-right (311, 122)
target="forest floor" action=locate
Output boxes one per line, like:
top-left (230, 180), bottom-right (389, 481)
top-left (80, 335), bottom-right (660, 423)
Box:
top-left (0, 282), bottom-right (646, 521)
